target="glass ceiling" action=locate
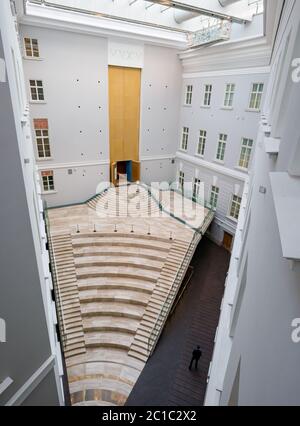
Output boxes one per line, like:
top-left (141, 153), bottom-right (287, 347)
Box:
top-left (26, 0), bottom-right (264, 33)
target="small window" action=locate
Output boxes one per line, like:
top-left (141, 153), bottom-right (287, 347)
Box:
top-left (42, 170), bottom-right (54, 192)
top-left (249, 83), bottom-right (264, 110)
top-left (239, 138), bottom-right (253, 169)
top-left (193, 178), bottom-right (201, 202)
top-left (179, 171), bottom-right (185, 193)
top-left (181, 127), bottom-right (189, 151)
top-left (24, 38), bottom-right (40, 58)
top-left (224, 83), bottom-right (235, 107)
top-left (34, 119), bottom-right (51, 159)
top-left (203, 84), bottom-right (212, 106)
top-left (230, 195), bottom-right (242, 220)
top-left (216, 133), bottom-right (227, 161)
top-left (210, 185), bottom-right (219, 210)
top-left (30, 80), bottom-right (44, 101)
top-left (197, 130), bottom-right (207, 156)
top-left (185, 85), bottom-right (193, 105)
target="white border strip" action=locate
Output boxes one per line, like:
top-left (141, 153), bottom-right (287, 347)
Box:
top-left (37, 156), bottom-right (175, 170)
top-left (176, 151), bottom-right (247, 181)
top-left (183, 66), bottom-right (271, 79)
top-left (5, 355), bottom-right (55, 406)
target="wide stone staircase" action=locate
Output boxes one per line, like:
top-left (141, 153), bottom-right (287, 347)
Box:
top-left (87, 185), bottom-right (162, 218)
top-left (62, 231), bottom-right (192, 405)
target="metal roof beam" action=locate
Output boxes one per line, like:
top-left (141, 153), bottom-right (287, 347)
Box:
top-left (144, 0), bottom-right (251, 23)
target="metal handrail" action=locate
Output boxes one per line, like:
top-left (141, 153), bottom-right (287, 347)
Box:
top-left (147, 230), bottom-right (202, 355)
top-left (44, 208), bottom-right (68, 349)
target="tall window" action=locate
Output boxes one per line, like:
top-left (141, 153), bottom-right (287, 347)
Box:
top-left (249, 83), bottom-right (264, 110)
top-left (185, 85), bottom-right (193, 105)
top-left (203, 84), bottom-right (212, 106)
top-left (230, 195), bottom-right (242, 220)
top-left (34, 119), bottom-right (51, 159)
top-left (181, 127), bottom-right (189, 151)
top-left (30, 80), bottom-right (44, 101)
top-left (224, 83), bottom-right (235, 107)
top-left (179, 171), bottom-right (185, 192)
top-left (193, 178), bottom-right (201, 202)
top-left (42, 171), bottom-right (54, 192)
top-left (210, 186), bottom-right (219, 210)
top-left (24, 38), bottom-right (39, 58)
top-left (216, 133), bottom-right (227, 161)
top-left (197, 130), bottom-right (207, 156)
top-left (239, 138), bottom-right (253, 169)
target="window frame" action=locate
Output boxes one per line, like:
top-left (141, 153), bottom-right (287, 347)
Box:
top-left (238, 137), bottom-right (253, 170)
top-left (197, 129), bottom-right (207, 157)
top-left (203, 84), bottom-right (212, 107)
top-left (35, 127), bottom-right (51, 160)
top-left (248, 82), bottom-right (264, 111)
top-left (29, 79), bottom-right (45, 102)
top-left (223, 83), bottom-right (235, 108)
top-left (179, 170), bottom-right (185, 193)
top-left (41, 170), bottom-right (55, 192)
top-left (24, 37), bottom-right (40, 59)
top-left (229, 194), bottom-right (242, 221)
top-left (216, 133), bottom-right (227, 162)
top-left (185, 85), bottom-right (193, 106)
top-left (181, 126), bottom-right (189, 151)
top-left (192, 178), bottom-right (201, 202)
top-left (210, 185), bottom-right (219, 210)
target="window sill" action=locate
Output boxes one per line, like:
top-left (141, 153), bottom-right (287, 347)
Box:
top-left (235, 166), bottom-right (249, 173)
top-left (23, 56), bottom-right (43, 61)
top-left (214, 159), bottom-right (225, 165)
top-left (183, 104), bottom-right (192, 108)
top-left (41, 190), bottom-right (57, 195)
top-left (245, 108), bottom-right (261, 113)
top-left (200, 105), bottom-right (211, 109)
top-left (179, 149), bottom-right (188, 154)
top-left (30, 101), bottom-right (47, 105)
top-left (37, 157), bottom-right (53, 162)
top-left (226, 215), bottom-right (238, 224)
top-left (221, 106), bottom-right (233, 111)
top-left (195, 154), bottom-right (204, 159)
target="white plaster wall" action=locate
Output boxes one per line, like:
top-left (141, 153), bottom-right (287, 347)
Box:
top-left (21, 26), bottom-right (181, 207)
top-left (209, 0), bottom-right (300, 406)
top-left (176, 71), bottom-right (268, 242)
top-left (179, 73), bottom-right (269, 171)
top-left (0, 1), bottom-right (63, 406)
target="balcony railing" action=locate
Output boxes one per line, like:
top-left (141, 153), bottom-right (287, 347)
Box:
top-left (188, 20), bottom-right (232, 48)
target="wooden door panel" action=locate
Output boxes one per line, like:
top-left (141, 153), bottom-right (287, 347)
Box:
top-left (109, 66), bottom-right (141, 167)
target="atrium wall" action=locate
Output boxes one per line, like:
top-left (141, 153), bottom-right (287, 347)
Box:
top-left (0, 0), bottom-right (64, 406)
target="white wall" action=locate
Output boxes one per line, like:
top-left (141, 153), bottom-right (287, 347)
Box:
top-left (20, 26), bottom-right (181, 207)
top-left (206, 0), bottom-right (300, 406)
top-left (176, 70), bottom-right (268, 243)
top-left (0, 0), bottom-right (63, 406)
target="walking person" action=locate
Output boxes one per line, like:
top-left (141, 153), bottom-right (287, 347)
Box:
top-left (189, 346), bottom-right (202, 370)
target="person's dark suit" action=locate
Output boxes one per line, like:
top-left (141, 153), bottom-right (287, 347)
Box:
top-left (189, 346), bottom-right (202, 370)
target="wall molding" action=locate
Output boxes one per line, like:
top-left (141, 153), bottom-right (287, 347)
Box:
top-left (183, 66), bottom-right (271, 79)
top-left (140, 154), bottom-right (174, 162)
top-left (5, 355), bottom-right (55, 406)
top-left (176, 151), bottom-right (247, 182)
top-left (179, 36), bottom-right (272, 74)
top-left (37, 160), bottom-right (110, 171)
top-left (37, 156), bottom-right (175, 171)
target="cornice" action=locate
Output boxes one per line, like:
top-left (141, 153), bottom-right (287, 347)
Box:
top-left (176, 151), bottom-right (247, 182)
top-left (179, 35), bottom-right (272, 73)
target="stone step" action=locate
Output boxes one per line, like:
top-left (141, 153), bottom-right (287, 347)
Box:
top-left (81, 302), bottom-right (145, 320)
top-left (79, 289), bottom-right (149, 307)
